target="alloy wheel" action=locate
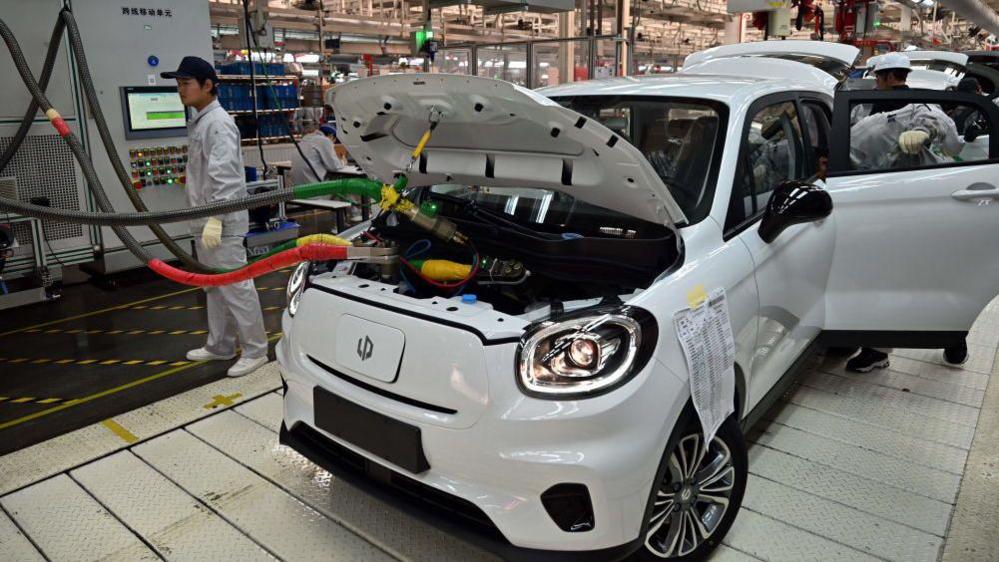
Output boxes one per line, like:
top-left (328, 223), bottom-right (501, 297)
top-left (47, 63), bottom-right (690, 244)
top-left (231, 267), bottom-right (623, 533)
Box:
top-left (643, 432), bottom-right (736, 558)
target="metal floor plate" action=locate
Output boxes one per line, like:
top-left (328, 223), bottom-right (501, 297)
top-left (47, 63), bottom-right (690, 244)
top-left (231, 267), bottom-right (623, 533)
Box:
top-left (0, 303), bottom-right (995, 562)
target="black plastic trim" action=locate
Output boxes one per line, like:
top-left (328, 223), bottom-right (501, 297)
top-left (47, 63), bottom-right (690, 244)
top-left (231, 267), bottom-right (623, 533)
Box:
top-left (307, 283), bottom-right (522, 347)
top-left (314, 386), bottom-right (431, 473)
top-left (281, 422), bottom-right (642, 561)
top-left (307, 354), bottom-right (458, 415)
top-left (817, 330), bottom-right (968, 349)
top-left (541, 483), bottom-right (595, 533)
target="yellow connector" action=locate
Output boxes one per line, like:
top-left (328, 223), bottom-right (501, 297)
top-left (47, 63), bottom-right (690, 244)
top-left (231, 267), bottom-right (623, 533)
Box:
top-left (420, 259), bottom-right (473, 281)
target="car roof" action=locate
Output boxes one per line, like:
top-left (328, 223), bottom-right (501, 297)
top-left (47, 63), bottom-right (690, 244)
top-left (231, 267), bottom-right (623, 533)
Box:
top-left (537, 73), bottom-right (828, 106)
top-left (904, 50), bottom-right (969, 67)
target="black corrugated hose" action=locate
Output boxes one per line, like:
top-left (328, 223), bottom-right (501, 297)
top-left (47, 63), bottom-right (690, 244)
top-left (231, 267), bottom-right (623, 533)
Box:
top-left (0, 14), bottom-right (152, 263)
top-left (58, 9), bottom-right (214, 272)
top-left (0, 9), bottom-right (306, 264)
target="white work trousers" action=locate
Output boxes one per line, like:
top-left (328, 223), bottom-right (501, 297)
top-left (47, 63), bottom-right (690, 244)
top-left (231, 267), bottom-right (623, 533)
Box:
top-left (197, 236), bottom-right (268, 359)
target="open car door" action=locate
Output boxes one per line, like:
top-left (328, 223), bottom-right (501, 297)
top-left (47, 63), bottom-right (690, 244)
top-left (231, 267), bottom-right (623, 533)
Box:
top-left (822, 89), bottom-right (999, 348)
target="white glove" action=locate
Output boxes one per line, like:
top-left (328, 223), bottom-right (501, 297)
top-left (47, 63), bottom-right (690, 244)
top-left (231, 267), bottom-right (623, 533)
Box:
top-left (201, 217), bottom-right (222, 249)
top-left (898, 130), bottom-right (930, 155)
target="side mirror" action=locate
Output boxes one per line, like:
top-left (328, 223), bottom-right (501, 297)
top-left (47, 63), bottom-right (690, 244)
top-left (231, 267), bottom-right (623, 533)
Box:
top-left (758, 181), bottom-right (833, 243)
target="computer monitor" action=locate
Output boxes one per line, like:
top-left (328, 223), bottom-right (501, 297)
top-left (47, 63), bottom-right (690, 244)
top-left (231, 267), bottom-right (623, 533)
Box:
top-left (119, 86), bottom-right (188, 139)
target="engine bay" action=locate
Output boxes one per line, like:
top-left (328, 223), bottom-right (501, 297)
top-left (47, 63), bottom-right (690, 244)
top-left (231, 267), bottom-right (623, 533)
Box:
top-left (314, 185), bottom-right (682, 316)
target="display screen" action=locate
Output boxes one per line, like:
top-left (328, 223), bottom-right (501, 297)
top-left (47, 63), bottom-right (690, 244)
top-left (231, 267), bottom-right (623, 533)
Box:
top-left (125, 89), bottom-right (186, 131)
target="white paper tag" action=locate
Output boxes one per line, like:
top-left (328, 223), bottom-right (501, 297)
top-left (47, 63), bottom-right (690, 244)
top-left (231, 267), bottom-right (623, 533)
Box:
top-left (673, 288), bottom-right (736, 444)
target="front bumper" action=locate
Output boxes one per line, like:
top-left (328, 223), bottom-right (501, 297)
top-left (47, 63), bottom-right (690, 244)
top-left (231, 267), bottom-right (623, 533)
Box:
top-left (278, 310), bottom-right (688, 559)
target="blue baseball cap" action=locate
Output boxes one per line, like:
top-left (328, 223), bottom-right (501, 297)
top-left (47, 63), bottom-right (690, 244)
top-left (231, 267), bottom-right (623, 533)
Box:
top-left (161, 56), bottom-right (218, 83)
top-left (319, 124), bottom-right (337, 136)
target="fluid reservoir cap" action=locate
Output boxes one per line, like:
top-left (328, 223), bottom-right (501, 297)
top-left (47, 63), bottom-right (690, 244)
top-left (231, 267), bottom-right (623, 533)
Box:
top-left (147, 55), bottom-right (159, 67)
top-left (461, 294), bottom-right (477, 304)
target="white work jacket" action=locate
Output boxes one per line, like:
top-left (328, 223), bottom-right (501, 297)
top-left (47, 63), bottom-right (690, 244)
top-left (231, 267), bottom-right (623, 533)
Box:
top-left (185, 99), bottom-right (249, 236)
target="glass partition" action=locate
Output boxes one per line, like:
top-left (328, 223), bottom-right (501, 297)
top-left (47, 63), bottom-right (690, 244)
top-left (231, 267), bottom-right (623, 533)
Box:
top-left (476, 44), bottom-right (529, 86)
top-left (532, 39), bottom-right (590, 88)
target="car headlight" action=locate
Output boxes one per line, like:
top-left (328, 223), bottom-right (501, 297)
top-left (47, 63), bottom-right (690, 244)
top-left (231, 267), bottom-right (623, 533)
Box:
top-left (516, 306), bottom-right (657, 398)
top-left (286, 261), bottom-right (310, 317)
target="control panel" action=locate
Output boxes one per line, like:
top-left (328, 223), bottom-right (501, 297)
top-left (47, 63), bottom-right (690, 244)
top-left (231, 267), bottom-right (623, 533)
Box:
top-left (129, 145), bottom-right (187, 189)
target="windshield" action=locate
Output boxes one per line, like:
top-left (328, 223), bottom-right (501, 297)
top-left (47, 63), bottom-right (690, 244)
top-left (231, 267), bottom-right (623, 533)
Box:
top-left (547, 96), bottom-right (726, 225)
top-left (429, 185), bottom-right (668, 238)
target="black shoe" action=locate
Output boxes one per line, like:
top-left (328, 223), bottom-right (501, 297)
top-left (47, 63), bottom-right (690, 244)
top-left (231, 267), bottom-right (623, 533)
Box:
top-left (846, 348), bottom-right (889, 373)
top-left (944, 344), bottom-right (968, 366)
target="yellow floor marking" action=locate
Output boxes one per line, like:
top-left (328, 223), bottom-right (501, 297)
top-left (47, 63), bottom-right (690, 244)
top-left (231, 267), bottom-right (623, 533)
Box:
top-left (31, 359), bottom-right (51, 365)
top-left (10, 398), bottom-right (34, 404)
top-left (145, 360), bottom-right (167, 366)
top-left (132, 305), bottom-right (148, 310)
top-left (203, 393), bottom-right (243, 410)
top-left (100, 419), bottom-right (139, 444)
top-left (9, 358), bottom-right (28, 364)
top-left (169, 361), bottom-right (191, 367)
top-left (0, 333), bottom-right (281, 431)
top-left (191, 330), bottom-right (207, 335)
top-left (169, 330), bottom-right (186, 335)
top-left (99, 359), bottom-right (121, 365)
top-left (106, 330), bottom-right (124, 335)
top-left (77, 359), bottom-right (97, 365)
top-left (128, 330), bottom-right (145, 335)
top-left (64, 329), bottom-right (81, 334)
top-left (0, 286), bottom-right (199, 337)
top-left (56, 359), bottom-right (75, 365)
top-left (148, 330), bottom-right (165, 335)
top-left (0, 397), bottom-right (6, 402)
top-left (36, 398), bottom-right (62, 404)
top-left (123, 360), bottom-right (145, 365)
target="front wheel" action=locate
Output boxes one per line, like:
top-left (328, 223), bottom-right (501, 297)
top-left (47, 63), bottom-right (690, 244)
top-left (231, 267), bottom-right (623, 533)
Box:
top-left (631, 410), bottom-right (748, 561)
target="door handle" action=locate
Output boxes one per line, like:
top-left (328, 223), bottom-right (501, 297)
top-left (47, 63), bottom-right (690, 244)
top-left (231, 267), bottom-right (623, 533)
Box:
top-left (952, 183), bottom-right (999, 201)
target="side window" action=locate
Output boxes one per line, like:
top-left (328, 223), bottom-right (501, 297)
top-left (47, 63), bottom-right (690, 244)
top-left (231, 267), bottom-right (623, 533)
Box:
top-left (726, 101), bottom-right (807, 234)
top-left (848, 100), bottom-right (992, 172)
top-left (801, 102), bottom-right (831, 180)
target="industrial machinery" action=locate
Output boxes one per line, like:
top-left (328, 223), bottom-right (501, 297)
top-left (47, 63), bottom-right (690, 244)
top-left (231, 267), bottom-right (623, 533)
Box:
top-left (1, 0), bottom-right (213, 282)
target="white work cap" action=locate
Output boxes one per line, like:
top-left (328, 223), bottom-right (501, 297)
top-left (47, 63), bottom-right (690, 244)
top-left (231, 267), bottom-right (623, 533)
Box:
top-left (869, 52), bottom-right (912, 73)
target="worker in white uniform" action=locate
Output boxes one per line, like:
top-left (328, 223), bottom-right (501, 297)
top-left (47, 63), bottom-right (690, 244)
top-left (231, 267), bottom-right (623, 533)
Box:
top-left (287, 124), bottom-right (345, 187)
top-left (162, 57), bottom-right (269, 378)
top-left (846, 52), bottom-right (965, 372)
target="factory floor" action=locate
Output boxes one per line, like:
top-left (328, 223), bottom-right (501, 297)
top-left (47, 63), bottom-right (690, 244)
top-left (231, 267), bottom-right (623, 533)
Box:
top-left (0, 208), bottom-right (336, 455)
top-left (0, 242), bottom-right (996, 560)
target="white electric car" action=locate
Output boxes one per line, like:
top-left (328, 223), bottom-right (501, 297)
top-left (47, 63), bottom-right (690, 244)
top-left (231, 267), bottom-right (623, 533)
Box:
top-left (278, 44), bottom-right (999, 561)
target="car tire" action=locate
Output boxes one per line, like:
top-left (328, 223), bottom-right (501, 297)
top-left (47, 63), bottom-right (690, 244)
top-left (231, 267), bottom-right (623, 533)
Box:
top-left (629, 407), bottom-right (748, 561)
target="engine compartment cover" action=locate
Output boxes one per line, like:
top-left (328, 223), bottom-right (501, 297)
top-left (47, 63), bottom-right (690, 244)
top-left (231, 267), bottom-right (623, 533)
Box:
top-left (331, 73), bottom-right (686, 226)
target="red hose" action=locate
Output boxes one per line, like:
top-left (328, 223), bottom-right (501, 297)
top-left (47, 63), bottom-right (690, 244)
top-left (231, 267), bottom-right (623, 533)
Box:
top-left (148, 244), bottom-right (350, 287)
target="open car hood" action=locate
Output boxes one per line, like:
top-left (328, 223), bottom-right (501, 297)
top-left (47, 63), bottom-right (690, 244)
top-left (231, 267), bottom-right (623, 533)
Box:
top-left (903, 50), bottom-right (969, 68)
top-left (684, 40), bottom-right (860, 74)
top-left (330, 74), bottom-right (686, 226)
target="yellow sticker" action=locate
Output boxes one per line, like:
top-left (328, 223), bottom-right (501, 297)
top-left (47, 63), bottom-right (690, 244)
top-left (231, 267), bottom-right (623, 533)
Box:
top-left (687, 284), bottom-right (708, 309)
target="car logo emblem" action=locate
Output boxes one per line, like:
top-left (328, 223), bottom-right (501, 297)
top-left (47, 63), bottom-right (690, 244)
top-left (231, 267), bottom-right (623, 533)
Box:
top-left (357, 335), bottom-right (373, 361)
top-left (680, 487), bottom-right (692, 501)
